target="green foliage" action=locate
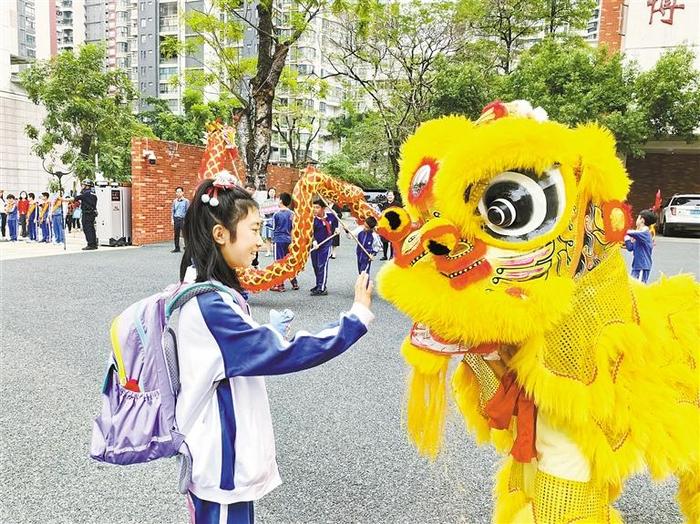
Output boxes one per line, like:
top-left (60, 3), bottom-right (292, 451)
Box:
top-left (457, 0), bottom-right (597, 73)
top-left (20, 43), bottom-right (149, 182)
top-left (137, 91), bottom-right (241, 145)
top-left (322, 112), bottom-right (390, 188)
top-left (430, 41), bottom-right (504, 119)
top-left (635, 47), bottom-right (700, 142)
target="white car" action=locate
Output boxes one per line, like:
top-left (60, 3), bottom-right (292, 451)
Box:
top-left (658, 194), bottom-right (700, 236)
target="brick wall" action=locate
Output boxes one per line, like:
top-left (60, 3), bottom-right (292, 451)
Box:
top-left (131, 137), bottom-right (299, 245)
top-left (598, 0), bottom-right (624, 53)
top-left (266, 165), bottom-right (302, 194)
top-left (625, 152), bottom-right (700, 215)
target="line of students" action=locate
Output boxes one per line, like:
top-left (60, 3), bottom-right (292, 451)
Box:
top-left (2, 191), bottom-right (66, 244)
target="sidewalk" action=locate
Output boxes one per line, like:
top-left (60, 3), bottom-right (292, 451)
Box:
top-left (0, 229), bottom-right (137, 261)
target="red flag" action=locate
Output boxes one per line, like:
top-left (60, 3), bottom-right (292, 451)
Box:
top-left (652, 189), bottom-right (662, 213)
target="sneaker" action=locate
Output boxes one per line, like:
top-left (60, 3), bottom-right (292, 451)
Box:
top-left (309, 286), bottom-right (319, 292)
top-left (270, 285), bottom-right (285, 292)
top-left (380, 256), bottom-right (388, 260)
top-left (310, 289), bottom-right (328, 296)
top-left (291, 283), bottom-right (299, 290)
top-left (171, 249), bottom-right (181, 253)
top-left (82, 246), bottom-right (98, 251)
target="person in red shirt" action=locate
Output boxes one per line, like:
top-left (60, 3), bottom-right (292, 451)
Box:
top-left (17, 191), bottom-right (29, 238)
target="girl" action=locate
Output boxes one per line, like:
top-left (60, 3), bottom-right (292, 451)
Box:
top-left (260, 187), bottom-right (278, 257)
top-left (176, 175), bottom-right (374, 524)
top-left (5, 194), bottom-right (18, 241)
top-left (17, 191), bottom-right (29, 238)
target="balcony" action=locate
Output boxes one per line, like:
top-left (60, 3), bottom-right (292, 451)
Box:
top-left (159, 16), bottom-right (178, 33)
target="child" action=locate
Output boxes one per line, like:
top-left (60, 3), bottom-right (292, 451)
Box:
top-left (50, 193), bottom-right (65, 244)
top-left (38, 193), bottom-right (50, 243)
top-left (624, 209), bottom-right (656, 283)
top-left (176, 175), bottom-right (373, 523)
top-left (310, 200), bottom-right (338, 296)
top-left (351, 216), bottom-right (383, 275)
top-left (5, 194), bottom-right (18, 241)
top-left (26, 193), bottom-right (38, 241)
top-left (270, 192), bottom-right (299, 291)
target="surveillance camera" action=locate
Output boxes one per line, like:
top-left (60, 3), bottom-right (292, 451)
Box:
top-left (142, 149), bottom-right (157, 164)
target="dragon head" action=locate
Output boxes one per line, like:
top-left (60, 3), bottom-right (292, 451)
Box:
top-left (377, 100), bottom-right (632, 356)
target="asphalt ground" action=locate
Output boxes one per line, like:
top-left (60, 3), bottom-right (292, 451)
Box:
top-left (0, 233), bottom-right (697, 523)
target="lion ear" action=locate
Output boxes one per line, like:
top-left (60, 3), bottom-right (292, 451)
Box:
top-left (574, 123), bottom-right (631, 204)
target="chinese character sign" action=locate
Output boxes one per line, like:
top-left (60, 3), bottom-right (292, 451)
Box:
top-left (648, 0), bottom-right (685, 25)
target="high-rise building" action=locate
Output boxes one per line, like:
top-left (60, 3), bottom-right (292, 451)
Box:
top-left (1, 1), bottom-right (77, 194)
top-left (55, 0), bottom-right (86, 53)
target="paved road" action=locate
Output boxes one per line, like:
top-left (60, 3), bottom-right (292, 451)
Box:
top-left (0, 235), bottom-right (697, 523)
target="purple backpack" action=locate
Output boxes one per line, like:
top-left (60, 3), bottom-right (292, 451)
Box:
top-left (90, 282), bottom-right (242, 467)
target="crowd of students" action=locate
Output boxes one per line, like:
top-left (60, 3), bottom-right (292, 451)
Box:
top-left (170, 184), bottom-right (400, 297)
top-left (0, 189), bottom-right (82, 244)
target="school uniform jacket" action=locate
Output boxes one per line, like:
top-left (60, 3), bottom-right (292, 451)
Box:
top-left (175, 282), bottom-right (374, 504)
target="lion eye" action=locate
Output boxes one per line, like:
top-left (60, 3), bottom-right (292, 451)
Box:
top-left (408, 158), bottom-right (438, 206)
top-left (477, 167), bottom-right (565, 241)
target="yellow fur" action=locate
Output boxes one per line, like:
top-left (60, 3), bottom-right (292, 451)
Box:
top-left (378, 103), bottom-right (700, 522)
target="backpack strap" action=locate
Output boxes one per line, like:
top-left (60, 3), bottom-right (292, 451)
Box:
top-left (165, 281), bottom-right (247, 319)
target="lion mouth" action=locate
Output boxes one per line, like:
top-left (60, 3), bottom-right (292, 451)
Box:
top-left (410, 323), bottom-right (500, 356)
top-left (435, 241), bottom-right (492, 289)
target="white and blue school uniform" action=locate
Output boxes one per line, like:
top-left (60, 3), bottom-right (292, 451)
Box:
top-left (311, 212), bottom-right (338, 292)
top-left (6, 202), bottom-right (18, 241)
top-left (624, 229), bottom-right (654, 283)
top-left (353, 226), bottom-right (383, 275)
top-left (272, 208), bottom-right (297, 287)
top-left (50, 196), bottom-right (65, 244)
top-left (175, 272), bottom-right (373, 522)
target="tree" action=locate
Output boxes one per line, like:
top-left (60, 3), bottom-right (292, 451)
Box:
top-left (170, 0), bottom-right (370, 185)
top-left (460, 0), bottom-right (597, 73)
top-left (323, 111), bottom-right (392, 188)
top-left (327, 0), bottom-right (469, 181)
top-left (635, 47), bottom-right (700, 143)
top-left (21, 43), bottom-right (151, 182)
top-left (429, 41), bottom-right (505, 119)
top-left (272, 69), bottom-right (328, 167)
top-left (137, 90), bottom-right (240, 145)
top-left (502, 37), bottom-right (648, 156)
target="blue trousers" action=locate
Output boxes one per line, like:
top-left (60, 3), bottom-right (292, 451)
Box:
top-left (187, 492), bottom-right (254, 524)
top-left (311, 244), bottom-right (331, 291)
top-left (40, 221), bottom-right (50, 242)
top-left (631, 268), bottom-right (650, 283)
top-left (52, 214), bottom-right (64, 243)
top-left (275, 242), bottom-right (298, 286)
top-left (8, 219), bottom-right (17, 241)
top-left (357, 253), bottom-right (372, 275)
top-left (28, 217), bottom-right (37, 240)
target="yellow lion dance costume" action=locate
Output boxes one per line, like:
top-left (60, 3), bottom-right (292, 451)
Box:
top-left (376, 101), bottom-right (700, 523)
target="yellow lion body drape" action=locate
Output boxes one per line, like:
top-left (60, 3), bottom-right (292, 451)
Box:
top-left (376, 101), bottom-right (699, 522)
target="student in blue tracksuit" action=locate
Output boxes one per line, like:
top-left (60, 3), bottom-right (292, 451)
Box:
top-left (26, 193), bottom-right (38, 241)
top-left (50, 193), bottom-right (65, 244)
top-left (176, 175), bottom-right (374, 524)
top-left (351, 216), bottom-right (383, 275)
top-left (5, 194), bottom-right (18, 241)
top-left (270, 192), bottom-right (298, 291)
top-left (310, 200), bottom-right (338, 296)
top-left (624, 209), bottom-right (656, 283)
top-left (38, 192), bottom-right (51, 243)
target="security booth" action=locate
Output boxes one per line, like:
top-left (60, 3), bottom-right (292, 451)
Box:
top-left (95, 182), bottom-right (132, 246)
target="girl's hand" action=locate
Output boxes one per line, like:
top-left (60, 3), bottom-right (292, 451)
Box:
top-left (354, 272), bottom-right (373, 309)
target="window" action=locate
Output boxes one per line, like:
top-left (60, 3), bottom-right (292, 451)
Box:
top-left (319, 102), bottom-right (326, 112)
top-left (279, 147), bottom-right (288, 159)
top-left (141, 18), bottom-right (146, 28)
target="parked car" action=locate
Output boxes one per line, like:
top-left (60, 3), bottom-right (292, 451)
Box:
top-left (658, 194), bottom-right (700, 236)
